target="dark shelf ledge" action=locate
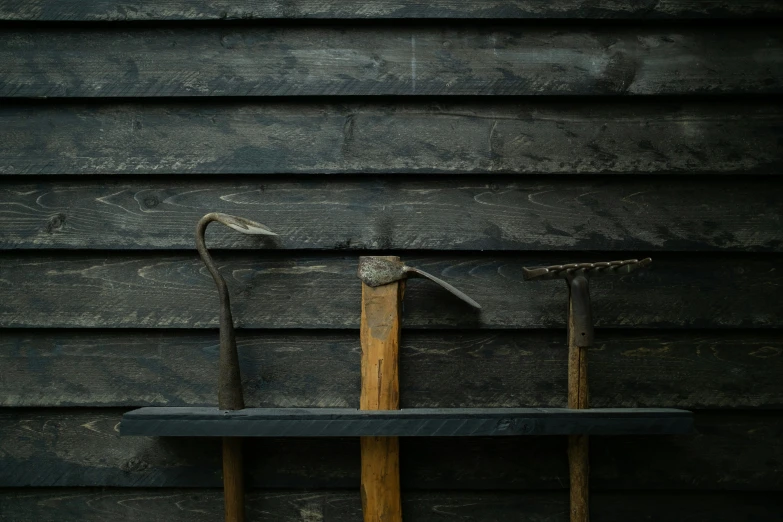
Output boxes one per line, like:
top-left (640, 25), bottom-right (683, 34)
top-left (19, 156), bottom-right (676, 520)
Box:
top-left (120, 407), bottom-right (693, 437)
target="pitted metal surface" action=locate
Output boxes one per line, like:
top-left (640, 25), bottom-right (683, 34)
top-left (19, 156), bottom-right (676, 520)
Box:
top-left (357, 256), bottom-right (408, 287)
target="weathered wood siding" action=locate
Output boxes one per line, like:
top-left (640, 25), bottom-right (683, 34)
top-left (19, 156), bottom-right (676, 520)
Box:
top-left (1, 2), bottom-right (782, 521)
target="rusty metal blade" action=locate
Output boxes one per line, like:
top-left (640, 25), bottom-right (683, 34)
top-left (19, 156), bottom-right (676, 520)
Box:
top-left (212, 213), bottom-right (277, 236)
top-left (404, 266), bottom-right (482, 309)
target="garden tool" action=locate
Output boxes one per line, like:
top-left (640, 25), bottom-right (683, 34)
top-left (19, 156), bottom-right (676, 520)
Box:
top-left (196, 212), bottom-right (277, 522)
top-left (357, 256), bottom-right (481, 522)
top-left (522, 258), bottom-right (652, 522)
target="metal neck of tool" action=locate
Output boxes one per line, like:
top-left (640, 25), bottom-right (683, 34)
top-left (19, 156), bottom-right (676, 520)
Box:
top-left (523, 258), bottom-right (653, 349)
top-left (567, 274), bottom-right (593, 348)
top-left (357, 256), bottom-right (482, 309)
top-left (196, 212), bottom-right (277, 411)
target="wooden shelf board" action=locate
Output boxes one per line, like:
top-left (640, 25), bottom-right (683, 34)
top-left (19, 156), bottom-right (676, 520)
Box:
top-left (120, 407), bottom-right (693, 437)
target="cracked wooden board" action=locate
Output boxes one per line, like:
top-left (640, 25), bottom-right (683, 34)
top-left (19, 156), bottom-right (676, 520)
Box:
top-left (3, 1), bottom-right (783, 20)
top-left (0, 25), bottom-right (781, 97)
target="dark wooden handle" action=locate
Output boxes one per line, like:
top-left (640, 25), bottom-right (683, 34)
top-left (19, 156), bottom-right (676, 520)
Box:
top-left (568, 285), bottom-right (590, 522)
top-left (569, 434), bottom-right (589, 522)
top-left (222, 437), bottom-right (245, 522)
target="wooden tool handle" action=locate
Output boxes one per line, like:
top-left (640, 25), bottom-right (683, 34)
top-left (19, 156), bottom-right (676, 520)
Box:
top-left (568, 281), bottom-right (590, 522)
top-left (360, 256), bottom-right (404, 522)
top-left (223, 437), bottom-right (245, 522)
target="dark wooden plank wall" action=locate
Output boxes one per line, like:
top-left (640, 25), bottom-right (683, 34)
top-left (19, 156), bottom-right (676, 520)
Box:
top-left (0, 2), bottom-right (782, 521)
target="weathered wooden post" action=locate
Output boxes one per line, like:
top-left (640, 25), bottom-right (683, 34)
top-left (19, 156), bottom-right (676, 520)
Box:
top-left (357, 256), bottom-right (480, 522)
top-left (522, 258), bottom-right (652, 522)
top-left (196, 213), bottom-right (277, 522)
top-left (359, 255), bottom-right (404, 522)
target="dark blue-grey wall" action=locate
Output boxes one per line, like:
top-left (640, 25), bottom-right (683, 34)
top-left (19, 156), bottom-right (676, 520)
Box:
top-left (1, 1), bottom-right (782, 520)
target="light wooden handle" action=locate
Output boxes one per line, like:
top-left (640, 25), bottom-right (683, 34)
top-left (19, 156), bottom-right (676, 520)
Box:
top-left (360, 256), bottom-right (403, 522)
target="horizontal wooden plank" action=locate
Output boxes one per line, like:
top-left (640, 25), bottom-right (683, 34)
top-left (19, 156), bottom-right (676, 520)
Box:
top-left (1, 26), bottom-right (781, 97)
top-left (0, 253), bottom-right (779, 329)
top-left (119, 407), bottom-right (694, 437)
top-left (2, 177), bottom-right (781, 251)
top-left (3, 330), bottom-right (781, 409)
top-left (3, 1), bottom-right (783, 20)
top-left (2, 102), bottom-right (780, 175)
top-left (1, 409), bottom-right (779, 489)
top-left (1, 489), bottom-right (780, 522)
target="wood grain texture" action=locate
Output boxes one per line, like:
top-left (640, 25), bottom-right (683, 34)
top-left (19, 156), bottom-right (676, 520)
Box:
top-left (1, 26), bottom-right (781, 97)
top-left (3, 330), bottom-right (781, 409)
top-left (360, 437), bottom-right (401, 522)
top-left (222, 438), bottom-right (245, 522)
top-left (567, 286), bottom-right (590, 522)
top-left (0, 409), bottom-right (779, 489)
top-left (0, 253), bottom-right (779, 329)
top-left (2, 177), bottom-right (782, 251)
top-left (360, 265), bottom-right (403, 522)
top-left (2, 489), bottom-right (781, 522)
top-left (568, 434), bottom-right (589, 522)
top-left (2, 102), bottom-right (780, 175)
top-left (3, 1), bottom-right (783, 20)
top-left (360, 271), bottom-right (403, 411)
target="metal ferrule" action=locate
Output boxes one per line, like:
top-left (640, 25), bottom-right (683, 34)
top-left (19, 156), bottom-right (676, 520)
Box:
top-left (568, 275), bottom-right (593, 347)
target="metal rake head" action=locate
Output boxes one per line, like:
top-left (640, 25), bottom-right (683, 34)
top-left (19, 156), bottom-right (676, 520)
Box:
top-left (522, 258), bottom-right (652, 282)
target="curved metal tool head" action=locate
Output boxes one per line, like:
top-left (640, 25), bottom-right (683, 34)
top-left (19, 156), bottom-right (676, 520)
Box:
top-left (522, 258), bottom-right (652, 282)
top-left (205, 212), bottom-right (278, 236)
top-left (357, 256), bottom-right (482, 309)
top-left (195, 212), bottom-right (277, 411)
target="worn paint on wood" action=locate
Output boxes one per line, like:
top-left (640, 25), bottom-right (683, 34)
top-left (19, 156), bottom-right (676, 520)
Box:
top-left (1, 102), bottom-right (780, 176)
top-left (0, 409), bottom-right (779, 489)
top-left (0, 253), bottom-right (779, 329)
top-left (1, 26), bottom-right (781, 97)
top-left (3, 1), bottom-right (783, 20)
top-left (1, 177), bottom-right (781, 251)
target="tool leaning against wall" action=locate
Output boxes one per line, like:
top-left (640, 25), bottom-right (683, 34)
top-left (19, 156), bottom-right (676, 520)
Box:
top-left (119, 214), bottom-right (689, 522)
top-left (195, 213), bottom-right (278, 522)
top-left (356, 255), bottom-right (482, 522)
top-left (521, 258), bottom-right (653, 522)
